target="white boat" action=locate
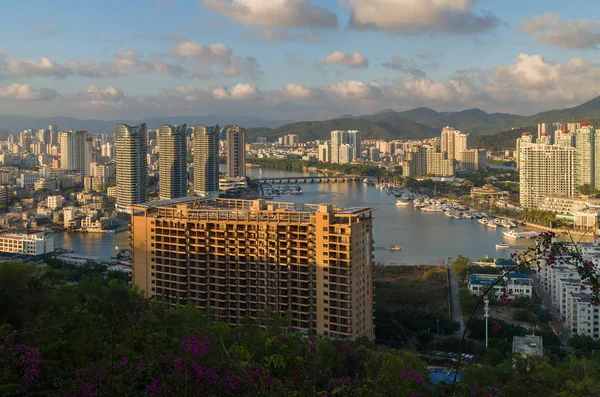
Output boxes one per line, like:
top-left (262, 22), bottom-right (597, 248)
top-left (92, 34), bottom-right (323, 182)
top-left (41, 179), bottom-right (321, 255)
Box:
top-left (389, 245), bottom-right (402, 251)
top-left (396, 199), bottom-right (411, 206)
top-left (421, 205), bottom-right (443, 212)
top-left (503, 230), bottom-right (519, 239)
top-left (486, 221), bottom-right (498, 230)
top-left (496, 243), bottom-right (510, 250)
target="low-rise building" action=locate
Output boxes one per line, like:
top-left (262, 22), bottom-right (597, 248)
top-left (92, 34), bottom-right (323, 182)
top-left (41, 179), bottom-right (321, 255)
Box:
top-left (468, 272), bottom-right (532, 298)
top-left (0, 232), bottom-right (54, 255)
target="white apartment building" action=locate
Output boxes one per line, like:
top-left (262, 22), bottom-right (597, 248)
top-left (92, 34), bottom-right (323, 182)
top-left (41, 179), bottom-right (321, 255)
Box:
top-left (519, 143), bottom-right (576, 209)
top-left (402, 145), bottom-right (454, 178)
top-left (441, 126), bottom-right (469, 161)
top-left (575, 125), bottom-right (599, 187)
top-left (0, 232), bottom-right (54, 255)
top-left (47, 195), bottom-right (64, 209)
top-left (330, 130), bottom-right (362, 164)
top-left (538, 244), bottom-right (600, 339)
top-left (515, 132), bottom-right (533, 169)
top-left (338, 144), bottom-right (356, 164)
top-left (318, 143), bottom-right (330, 163)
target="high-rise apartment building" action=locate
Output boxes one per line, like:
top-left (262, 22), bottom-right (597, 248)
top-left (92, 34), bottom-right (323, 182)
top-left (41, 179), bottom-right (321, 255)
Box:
top-left (227, 125), bottom-right (246, 178)
top-left (537, 123), bottom-right (554, 141)
top-left (556, 130), bottom-right (575, 148)
top-left (458, 149), bottom-right (486, 171)
top-left (131, 198), bottom-right (375, 340)
top-left (441, 126), bottom-right (469, 161)
top-left (537, 133), bottom-right (551, 145)
top-left (330, 130), bottom-right (361, 164)
top-left (515, 132), bottom-right (533, 170)
top-left (338, 144), bottom-right (356, 164)
top-left (48, 124), bottom-right (58, 146)
top-left (158, 124), bottom-right (187, 200)
top-left (318, 143), bottom-right (330, 163)
top-left (330, 130), bottom-right (348, 164)
top-left (193, 125), bottom-right (220, 197)
top-left (59, 130), bottom-right (92, 175)
top-left (116, 123), bottom-right (148, 213)
top-left (347, 130), bottom-right (362, 159)
top-left (402, 145), bottom-right (454, 177)
top-left (278, 134), bottom-right (299, 147)
top-left (519, 143), bottom-right (576, 209)
top-left (576, 124), bottom-right (597, 187)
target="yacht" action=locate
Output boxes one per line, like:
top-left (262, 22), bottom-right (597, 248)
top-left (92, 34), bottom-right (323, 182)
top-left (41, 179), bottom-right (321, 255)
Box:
top-left (389, 245), bottom-right (402, 251)
top-left (503, 230), bottom-right (519, 239)
top-left (496, 243), bottom-right (510, 250)
top-left (396, 199), bottom-right (411, 206)
top-left (421, 204), bottom-right (443, 212)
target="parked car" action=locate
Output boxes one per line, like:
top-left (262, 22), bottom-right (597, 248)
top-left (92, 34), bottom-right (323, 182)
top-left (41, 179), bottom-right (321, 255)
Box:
top-left (447, 352), bottom-right (458, 358)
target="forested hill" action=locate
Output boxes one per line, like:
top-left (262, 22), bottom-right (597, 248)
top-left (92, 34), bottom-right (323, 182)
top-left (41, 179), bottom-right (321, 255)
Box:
top-left (246, 116), bottom-right (438, 142)
top-left (472, 127), bottom-right (536, 151)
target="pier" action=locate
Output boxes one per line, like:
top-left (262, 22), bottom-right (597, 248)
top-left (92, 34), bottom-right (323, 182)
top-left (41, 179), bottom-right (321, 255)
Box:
top-left (257, 175), bottom-right (362, 184)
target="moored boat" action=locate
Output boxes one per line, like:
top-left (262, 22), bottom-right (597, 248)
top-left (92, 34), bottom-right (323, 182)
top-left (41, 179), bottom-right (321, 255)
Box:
top-left (496, 243), bottom-right (510, 250)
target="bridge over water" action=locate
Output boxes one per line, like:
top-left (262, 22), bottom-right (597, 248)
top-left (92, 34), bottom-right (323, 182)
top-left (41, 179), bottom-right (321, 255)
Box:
top-left (257, 175), bottom-right (362, 184)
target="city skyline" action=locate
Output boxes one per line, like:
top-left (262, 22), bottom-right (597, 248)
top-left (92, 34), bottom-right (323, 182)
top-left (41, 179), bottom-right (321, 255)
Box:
top-left (2, 0), bottom-right (600, 121)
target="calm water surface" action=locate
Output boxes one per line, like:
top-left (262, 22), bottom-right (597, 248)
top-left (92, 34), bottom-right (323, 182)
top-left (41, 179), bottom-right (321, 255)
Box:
top-left (52, 167), bottom-right (536, 264)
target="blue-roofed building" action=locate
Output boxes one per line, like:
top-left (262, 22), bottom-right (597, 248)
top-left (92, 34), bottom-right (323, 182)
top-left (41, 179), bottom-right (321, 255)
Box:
top-left (495, 259), bottom-right (519, 268)
top-left (468, 272), bottom-right (532, 298)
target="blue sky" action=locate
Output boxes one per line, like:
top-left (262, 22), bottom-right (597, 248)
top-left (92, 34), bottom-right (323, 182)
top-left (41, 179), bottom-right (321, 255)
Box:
top-left (2, 0), bottom-right (600, 120)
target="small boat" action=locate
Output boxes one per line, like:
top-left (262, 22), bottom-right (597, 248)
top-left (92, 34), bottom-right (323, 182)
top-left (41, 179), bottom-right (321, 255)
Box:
top-left (503, 230), bottom-right (519, 239)
top-left (496, 243), bottom-right (510, 250)
top-left (389, 245), bottom-right (402, 251)
top-left (396, 199), bottom-right (411, 206)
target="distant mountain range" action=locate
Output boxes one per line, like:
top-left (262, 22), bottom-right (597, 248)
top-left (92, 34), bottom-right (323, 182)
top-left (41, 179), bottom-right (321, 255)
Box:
top-left (2, 95), bottom-right (600, 141)
top-left (247, 95), bottom-right (600, 142)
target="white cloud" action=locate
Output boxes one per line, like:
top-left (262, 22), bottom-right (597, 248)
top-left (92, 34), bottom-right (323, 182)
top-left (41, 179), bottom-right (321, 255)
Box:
top-left (203, 0), bottom-right (338, 28)
top-left (230, 83), bottom-right (261, 99)
top-left (0, 83), bottom-right (58, 101)
top-left (283, 84), bottom-right (324, 99)
top-left (325, 80), bottom-right (382, 101)
top-left (169, 41), bottom-right (262, 79)
top-left (323, 51), bottom-right (368, 68)
top-left (343, 0), bottom-right (499, 34)
top-left (522, 13), bottom-right (600, 49)
top-left (5, 53), bottom-right (600, 119)
top-left (3, 57), bottom-right (72, 78)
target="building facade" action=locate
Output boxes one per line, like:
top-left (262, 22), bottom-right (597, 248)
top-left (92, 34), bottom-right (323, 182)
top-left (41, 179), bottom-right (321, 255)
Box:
top-left (402, 145), bottom-right (454, 178)
top-left (227, 125), bottom-right (246, 178)
top-left (59, 130), bottom-right (92, 175)
top-left (158, 124), bottom-right (188, 200)
top-left (515, 132), bottom-right (533, 170)
top-left (519, 143), bottom-right (576, 209)
top-left (0, 232), bottom-right (54, 255)
top-left (193, 125), bottom-right (220, 197)
top-left (318, 143), bottom-right (330, 163)
top-left (131, 198), bottom-right (375, 340)
top-left (116, 123), bottom-right (148, 213)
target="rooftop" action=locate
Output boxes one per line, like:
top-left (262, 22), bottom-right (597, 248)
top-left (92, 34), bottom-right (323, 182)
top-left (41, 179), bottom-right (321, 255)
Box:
top-left (513, 335), bottom-right (543, 356)
top-left (132, 197), bottom-right (376, 218)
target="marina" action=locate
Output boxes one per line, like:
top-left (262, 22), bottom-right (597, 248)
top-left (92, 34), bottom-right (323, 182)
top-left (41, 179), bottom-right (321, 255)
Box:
top-left (52, 167), bottom-right (541, 265)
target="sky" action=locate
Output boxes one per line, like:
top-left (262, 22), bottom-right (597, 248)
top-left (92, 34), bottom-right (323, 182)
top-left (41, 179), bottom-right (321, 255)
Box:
top-left (2, 0), bottom-right (600, 121)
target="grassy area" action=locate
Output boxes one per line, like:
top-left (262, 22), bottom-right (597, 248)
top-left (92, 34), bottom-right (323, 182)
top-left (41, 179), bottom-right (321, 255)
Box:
top-left (373, 265), bottom-right (459, 347)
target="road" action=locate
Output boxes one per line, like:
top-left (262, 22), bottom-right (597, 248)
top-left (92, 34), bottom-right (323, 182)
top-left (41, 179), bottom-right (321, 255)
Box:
top-left (448, 268), bottom-right (465, 337)
top-left (532, 271), bottom-right (574, 353)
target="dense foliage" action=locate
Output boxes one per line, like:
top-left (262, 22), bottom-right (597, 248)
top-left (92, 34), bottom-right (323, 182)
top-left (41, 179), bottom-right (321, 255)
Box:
top-left (471, 128), bottom-right (535, 151)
